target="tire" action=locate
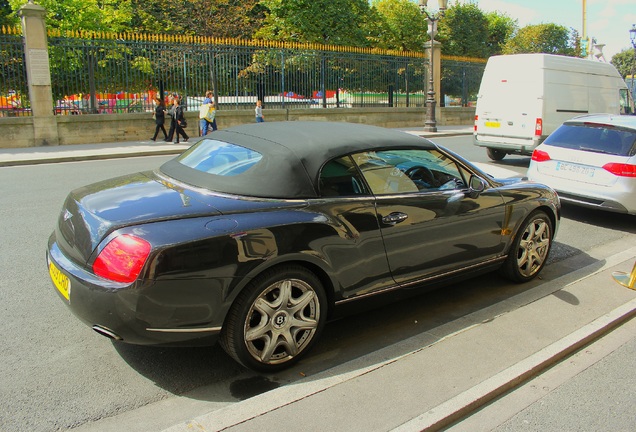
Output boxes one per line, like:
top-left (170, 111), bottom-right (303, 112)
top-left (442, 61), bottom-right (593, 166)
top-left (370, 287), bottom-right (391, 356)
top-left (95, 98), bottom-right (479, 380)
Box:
top-left (220, 265), bottom-right (327, 372)
top-left (486, 148), bottom-right (506, 161)
top-left (500, 210), bottom-right (553, 283)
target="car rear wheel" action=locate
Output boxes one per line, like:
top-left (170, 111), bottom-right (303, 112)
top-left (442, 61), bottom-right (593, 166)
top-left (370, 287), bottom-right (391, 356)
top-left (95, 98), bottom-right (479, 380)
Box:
top-left (487, 148), bottom-right (506, 161)
top-left (500, 210), bottom-right (553, 283)
top-left (220, 265), bottom-right (327, 372)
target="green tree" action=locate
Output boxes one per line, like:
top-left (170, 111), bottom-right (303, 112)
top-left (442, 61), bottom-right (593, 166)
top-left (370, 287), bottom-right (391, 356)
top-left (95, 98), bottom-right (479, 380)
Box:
top-left (502, 23), bottom-right (578, 56)
top-left (611, 49), bottom-right (636, 79)
top-left (7, 0), bottom-right (131, 32)
top-left (1, 0), bottom-right (17, 27)
top-left (484, 11), bottom-right (517, 57)
top-left (437, 3), bottom-right (489, 58)
top-left (132, 0), bottom-right (266, 38)
top-left (371, 0), bottom-right (427, 51)
top-left (256, 0), bottom-right (372, 46)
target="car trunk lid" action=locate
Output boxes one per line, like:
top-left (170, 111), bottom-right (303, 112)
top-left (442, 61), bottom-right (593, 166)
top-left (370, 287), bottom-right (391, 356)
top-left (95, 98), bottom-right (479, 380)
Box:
top-left (55, 171), bottom-right (227, 265)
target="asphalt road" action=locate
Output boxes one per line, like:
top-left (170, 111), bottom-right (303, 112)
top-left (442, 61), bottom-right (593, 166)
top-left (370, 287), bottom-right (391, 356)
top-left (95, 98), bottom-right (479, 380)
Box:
top-left (0, 136), bottom-right (634, 431)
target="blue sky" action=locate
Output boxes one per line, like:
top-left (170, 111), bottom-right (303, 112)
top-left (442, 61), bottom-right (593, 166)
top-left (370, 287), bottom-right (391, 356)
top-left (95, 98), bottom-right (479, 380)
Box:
top-left (472, 0), bottom-right (635, 60)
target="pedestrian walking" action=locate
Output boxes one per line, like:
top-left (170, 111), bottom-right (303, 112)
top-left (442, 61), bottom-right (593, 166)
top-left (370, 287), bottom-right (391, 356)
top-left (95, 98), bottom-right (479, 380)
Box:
top-left (255, 100), bottom-right (264, 123)
top-left (150, 97), bottom-right (167, 141)
top-left (171, 96), bottom-right (189, 144)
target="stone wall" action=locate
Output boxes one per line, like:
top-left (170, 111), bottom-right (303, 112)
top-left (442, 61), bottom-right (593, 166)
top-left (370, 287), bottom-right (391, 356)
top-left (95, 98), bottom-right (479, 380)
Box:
top-left (0, 106), bottom-right (475, 148)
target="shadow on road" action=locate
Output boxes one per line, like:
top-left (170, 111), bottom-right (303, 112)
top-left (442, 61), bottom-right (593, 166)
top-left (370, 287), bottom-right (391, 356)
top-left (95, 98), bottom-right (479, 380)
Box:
top-left (560, 205), bottom-right (636, 234)
top-left (491, 156), bottom-right (532, 169)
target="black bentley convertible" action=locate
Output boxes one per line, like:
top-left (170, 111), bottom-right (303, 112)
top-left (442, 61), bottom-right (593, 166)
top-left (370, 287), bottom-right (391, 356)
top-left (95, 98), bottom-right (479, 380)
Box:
top-left (47, 121), bottom-right (560, 371)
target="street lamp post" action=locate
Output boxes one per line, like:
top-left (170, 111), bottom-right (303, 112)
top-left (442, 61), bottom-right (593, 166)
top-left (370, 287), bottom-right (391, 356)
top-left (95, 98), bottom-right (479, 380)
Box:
top-left (419, 0), bottom-right (447, 132)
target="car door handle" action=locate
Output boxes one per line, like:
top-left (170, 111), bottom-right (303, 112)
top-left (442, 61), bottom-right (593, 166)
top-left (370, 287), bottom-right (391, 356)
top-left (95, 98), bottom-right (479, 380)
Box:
top-left (382, 212), bottom-right (408, 225)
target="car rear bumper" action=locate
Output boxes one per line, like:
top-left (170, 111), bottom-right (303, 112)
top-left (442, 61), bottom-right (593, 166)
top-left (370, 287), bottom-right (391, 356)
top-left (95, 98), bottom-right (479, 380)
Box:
top-left (527, 175), bottom-right (634, 215)
top-left (555, 191), bottom-right (631, 214)
top-left (47, 234), bottom-right (225, 346)
top-left (473, 134), bottom-right (542, 155)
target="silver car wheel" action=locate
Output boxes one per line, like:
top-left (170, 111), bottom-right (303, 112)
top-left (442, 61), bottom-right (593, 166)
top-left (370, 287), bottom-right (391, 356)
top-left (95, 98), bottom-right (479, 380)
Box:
top-left (515, 216), bottom-right (551, 278)
top-left (244, 278), bottom-right (320, 365)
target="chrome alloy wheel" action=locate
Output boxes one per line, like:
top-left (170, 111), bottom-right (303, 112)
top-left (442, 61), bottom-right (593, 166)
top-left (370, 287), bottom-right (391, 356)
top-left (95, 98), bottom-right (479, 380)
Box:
top-left (515, 216), bottom-right (551, 278)
top-left (244, 278), bottom-right (320, 365)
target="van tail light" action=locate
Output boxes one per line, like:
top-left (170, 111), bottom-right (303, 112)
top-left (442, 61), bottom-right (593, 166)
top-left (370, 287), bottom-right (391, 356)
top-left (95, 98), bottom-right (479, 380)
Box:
top-left (602, 163), bottom-right (636, 177)
top-left (534, 118), bottom-right (543, 137)
top-left (93, 234), bottom-right (151, 283)
top-left (474, 115), bottom-right (478, 132)
top-left (531, 149), bottom-right (551, 162)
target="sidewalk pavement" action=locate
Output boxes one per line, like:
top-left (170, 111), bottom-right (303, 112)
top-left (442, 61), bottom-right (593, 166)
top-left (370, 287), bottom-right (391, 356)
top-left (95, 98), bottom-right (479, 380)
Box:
top-left (160, 244), bottom-right (636, 432)
top-left (0, 126), bottom-right (473, 167)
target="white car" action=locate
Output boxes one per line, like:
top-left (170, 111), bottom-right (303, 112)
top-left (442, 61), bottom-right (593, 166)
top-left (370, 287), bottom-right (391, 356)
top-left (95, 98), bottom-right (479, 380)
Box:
top-left (527, 114), bottom-right (636, 214)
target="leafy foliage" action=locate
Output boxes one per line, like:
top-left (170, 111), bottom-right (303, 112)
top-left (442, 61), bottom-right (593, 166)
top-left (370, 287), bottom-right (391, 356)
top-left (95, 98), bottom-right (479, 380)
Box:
top-left (437, 3), bottom-right (489, 58)
top-left (256, 0), bottom-right (372, 46)
top-left (8, 0), bottom-right (129, 32)
top-left (484, 11), bottom-right (517, 57)
top-left (132, 0), bottom-right (266, 38)
top-left (371, 0), bottom-right (428, 51)
top-left (502, 23), bottom-right (578, 56)
top-left (611, 49), bottom-right (636, 78)
top-left (0, 0), bottom-right (17, 27)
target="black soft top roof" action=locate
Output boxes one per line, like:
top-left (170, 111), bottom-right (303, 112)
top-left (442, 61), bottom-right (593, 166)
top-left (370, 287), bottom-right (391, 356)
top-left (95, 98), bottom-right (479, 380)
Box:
top-left (160, 121), bottom-right (434, 198)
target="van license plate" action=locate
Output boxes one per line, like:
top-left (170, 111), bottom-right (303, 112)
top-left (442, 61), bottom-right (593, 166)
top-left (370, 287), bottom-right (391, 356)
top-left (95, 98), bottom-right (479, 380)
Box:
top-left (484, 121), bottom-right (500, 128)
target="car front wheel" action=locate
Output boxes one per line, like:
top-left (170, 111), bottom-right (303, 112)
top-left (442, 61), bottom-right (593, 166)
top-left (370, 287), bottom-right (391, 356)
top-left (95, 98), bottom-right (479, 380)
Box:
top-left (500, 210), bottom-right (553, 283)
top-left (220, 265), bottom-right (327, 372)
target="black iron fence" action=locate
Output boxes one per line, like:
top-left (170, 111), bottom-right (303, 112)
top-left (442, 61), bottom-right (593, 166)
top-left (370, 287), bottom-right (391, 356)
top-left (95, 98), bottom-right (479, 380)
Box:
top-left (440, 58), bottom-right (486, 108)
top-left (0, 26), bottom-right (30, 117)
top-left (1, 26), bottom-right (486, 116)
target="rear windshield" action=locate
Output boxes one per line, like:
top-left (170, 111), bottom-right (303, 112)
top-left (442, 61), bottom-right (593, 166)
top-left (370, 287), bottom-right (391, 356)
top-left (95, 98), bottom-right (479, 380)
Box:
top-left (176, 140), bottom-right (263, 176)
top-left (545, 124), bottom-right (636, 157)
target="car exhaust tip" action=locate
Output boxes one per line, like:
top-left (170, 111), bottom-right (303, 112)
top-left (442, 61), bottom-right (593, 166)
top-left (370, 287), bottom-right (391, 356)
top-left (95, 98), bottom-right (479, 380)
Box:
top-left (92, 325), bottom-right (123, 341)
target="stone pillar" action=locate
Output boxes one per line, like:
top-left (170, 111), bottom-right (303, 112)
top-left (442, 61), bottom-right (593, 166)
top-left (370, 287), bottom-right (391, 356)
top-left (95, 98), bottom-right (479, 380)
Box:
top-left (19, 1), bottom-right (59, 146)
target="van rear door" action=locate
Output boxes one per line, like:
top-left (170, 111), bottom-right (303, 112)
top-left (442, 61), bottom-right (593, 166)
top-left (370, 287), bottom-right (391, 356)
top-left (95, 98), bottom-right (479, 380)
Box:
top-left (474, 72), bottom-right (543, 152)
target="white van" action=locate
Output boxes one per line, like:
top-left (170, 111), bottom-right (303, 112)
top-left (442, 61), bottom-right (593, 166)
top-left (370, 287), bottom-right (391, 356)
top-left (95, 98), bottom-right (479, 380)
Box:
top-left (473, 53), bottom-right (631, 160)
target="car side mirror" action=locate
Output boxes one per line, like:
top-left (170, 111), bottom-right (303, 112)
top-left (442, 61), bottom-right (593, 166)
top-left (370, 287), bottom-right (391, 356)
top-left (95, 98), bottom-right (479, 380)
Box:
top-left (467, 175), bottom-right (487, 199)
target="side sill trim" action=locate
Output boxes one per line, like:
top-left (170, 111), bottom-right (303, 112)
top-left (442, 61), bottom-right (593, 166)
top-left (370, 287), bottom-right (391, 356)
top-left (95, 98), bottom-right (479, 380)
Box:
top-left (335, 256), bottom-right (507, 306)
top-left (146, 326), bottom-right (222, 334)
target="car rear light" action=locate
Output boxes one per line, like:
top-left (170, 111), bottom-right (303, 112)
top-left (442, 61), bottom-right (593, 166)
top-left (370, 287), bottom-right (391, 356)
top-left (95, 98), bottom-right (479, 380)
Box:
top-left (602, 163), bottom-right (636, 177)
top-left (531, 149), bottom-right (551, 162)
top-left (474, 115), bottom-right (478, 132)
top-left (93, 234), bottom-right (151, 283)
top-left (534, 118), bottom-right (543, 137)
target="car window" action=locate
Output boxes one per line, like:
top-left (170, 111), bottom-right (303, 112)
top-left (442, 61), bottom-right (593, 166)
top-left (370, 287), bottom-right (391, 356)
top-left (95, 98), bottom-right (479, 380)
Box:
top-left (545, 124), bottom-right (636, 157)
top-left (319, 156), bottom-right (368, 197)
top-left (177, 140), bottom-right (263, 176)
top-left (353, 149), bottom-right (467, 195)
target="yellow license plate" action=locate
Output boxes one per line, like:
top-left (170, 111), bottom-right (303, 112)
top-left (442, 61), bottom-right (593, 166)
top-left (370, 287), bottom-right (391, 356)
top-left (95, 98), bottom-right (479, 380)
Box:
top-left (49, 260), bottom-right (70, 301)
top-left (484, 121), bottom-right (500, 128)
